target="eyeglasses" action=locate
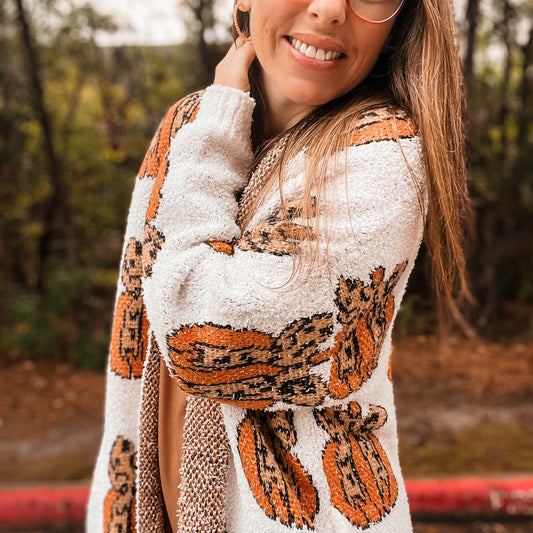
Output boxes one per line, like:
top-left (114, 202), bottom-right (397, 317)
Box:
top-left (348, 0), bottom-right (405, 24)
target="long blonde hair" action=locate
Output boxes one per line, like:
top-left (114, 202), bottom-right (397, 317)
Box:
top-left (233, 0), bottom-right (472, 321)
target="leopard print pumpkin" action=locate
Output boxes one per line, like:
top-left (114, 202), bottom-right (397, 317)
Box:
top-left (328, 262), bottom-right (407, 398)
top-left (141, 91), bottom-right (203, 223)
top-left (166, 313), bottom-right (333, 408)
top-left (237, 410), bottom-right (318, 529)
top-left (142, 223), bottom-right (165, 278)
top-left (239, 198), bottom-right (317, 256)
top-left (104, 436), bottom-right (137, 533)
top-left (314, 402), bottom-right (398, 529)
top-left (110, 238), bottom-right (149, 379)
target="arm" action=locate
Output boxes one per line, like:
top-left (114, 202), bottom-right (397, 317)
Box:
top-left (142, 87), bottom-right (426, 410)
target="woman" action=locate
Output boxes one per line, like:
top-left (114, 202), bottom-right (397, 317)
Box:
top-left (87, 0), bottom-right (470, 531)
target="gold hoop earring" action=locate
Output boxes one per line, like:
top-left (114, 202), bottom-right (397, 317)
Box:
top-left (233, 5), bottom-right (251, 42)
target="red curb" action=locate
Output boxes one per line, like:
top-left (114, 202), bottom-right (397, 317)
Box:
top-left (406, 477), bottom-right (533, 518)
top-left (0, 477), bottom-right (532, 529)
top-left (0, 485), bottom-right (88, 529)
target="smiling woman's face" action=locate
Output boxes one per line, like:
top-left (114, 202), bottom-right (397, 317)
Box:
top-left (240, 0), bottom-right (397, 127)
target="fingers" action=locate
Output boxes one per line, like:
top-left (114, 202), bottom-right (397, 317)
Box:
top-left (235, 38), bottom-right (255, 62)
top-left (234, 36), bottom-right (246, 48)
top-left (214, 40), bottom-right (256, 92)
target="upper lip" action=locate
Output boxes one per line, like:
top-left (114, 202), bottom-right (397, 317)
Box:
top-left (287, 32), bottom-right (346, 55)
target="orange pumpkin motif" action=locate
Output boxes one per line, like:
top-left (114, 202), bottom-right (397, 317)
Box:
top-left (314, 402), bottom-right (398, 529)
top-left (237, 410), bottom-right (318, 529)
top-left (166, 314), bottom-right (332, 409)
top-left (347, 108), bottom-right (418, 148)
top-left (142, 223), bottom-right (165, 278)
top-left (140, 92), bottom-right (203, 224)
top-left (239, 198), bottom-right (317, 256)
top-left (110, 238), bottom-right (149, 379)
top-left (206, 240), bottom-right (236, 255)
top-left (328, 262), bottom-right (407, 398)
top-left (103, 436), bottom-right (137, 533)
top-left (206, 198), bottom-right (317, 257)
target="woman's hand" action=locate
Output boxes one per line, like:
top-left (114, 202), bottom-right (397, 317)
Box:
top-left (214, 38), bottom-right (256, 93)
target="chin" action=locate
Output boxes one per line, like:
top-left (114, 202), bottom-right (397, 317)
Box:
top-left (285, 86), bottom-right (339, 108)
top-left (283, 79), bottom-right (353, 108)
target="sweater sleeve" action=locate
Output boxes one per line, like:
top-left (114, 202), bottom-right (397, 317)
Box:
top-left (142, 85), bottom-right (426, 410)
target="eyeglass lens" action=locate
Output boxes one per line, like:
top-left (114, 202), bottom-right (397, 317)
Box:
top-left (349, 0), bottom-right (405, 23)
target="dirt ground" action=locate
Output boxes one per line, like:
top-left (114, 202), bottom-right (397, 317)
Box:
top-left (0, 322), bottom-right (532, 531)
top-left (394, 333), bottom-right (533, 475)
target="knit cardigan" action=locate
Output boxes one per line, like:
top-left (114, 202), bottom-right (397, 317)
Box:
top-left (87, 84), bottom-right (427, 533)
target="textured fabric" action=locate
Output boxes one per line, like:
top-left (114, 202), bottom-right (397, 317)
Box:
top-left (137, 335), bottom-right (165, 532)
top-left (87, 84), bottom-right (427, 533)
top-left (176, 396), bottom-right (230, 533)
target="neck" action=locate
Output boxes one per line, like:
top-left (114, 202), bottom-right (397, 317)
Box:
top-left (259, 70), bottom-right (315, 139)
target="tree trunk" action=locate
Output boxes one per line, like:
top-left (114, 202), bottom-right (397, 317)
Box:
top-left (15, 0), bottom-right (75, 289)
top-left (499, 0), bottom-right (513, 162)
top-left (463, 0), bottom-right (481, 114)
top-left (185, 0), bottom-right (217, 87)
top-left (516, 23), bottom-right (533, 149)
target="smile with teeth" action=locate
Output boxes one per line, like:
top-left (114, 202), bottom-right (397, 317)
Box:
top-left (289, 37), bottom-right (343, 61)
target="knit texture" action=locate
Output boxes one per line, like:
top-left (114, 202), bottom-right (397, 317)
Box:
top-left (176, 396), bottom-right (230, 532)
top-left (137, 335), bottom-right (165, 532)
top-left (87, 84), bottom-right (427, 533)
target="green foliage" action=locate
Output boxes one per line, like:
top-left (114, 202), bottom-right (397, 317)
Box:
top-left (465, 0), bottom-right (533, 323)
top-left (0, 260), bottom-right (114, 368)
top-left (396, 294), bottom-right (434, 338)
top-left (399, 423), bottom-right (533, 475)
top-left (0, 0), bottom-right (221, 367)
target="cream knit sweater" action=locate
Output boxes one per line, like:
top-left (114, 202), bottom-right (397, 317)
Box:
top-left (87, 84), bottom-right (427, 533)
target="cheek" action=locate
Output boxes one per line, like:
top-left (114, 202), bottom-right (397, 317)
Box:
top-left (251, 22), bottom-right (285, 76)
top-left (350, 26), bottom-right (393, 70)
top-left (357, 23), bottom-right (394, 56)
top-left (249, 2), bottom-right (300, 57)
top-left (249, 5), bottom-right (282, 40)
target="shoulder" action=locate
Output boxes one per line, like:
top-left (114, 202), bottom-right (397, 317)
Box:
top-left (161, 90), bottom-right (205, 136)
top-left (338, 106), bottom-right (426, 207)
top-left (347, 106), bottom-right (418, 148)
top-left (138, 90), bottom-right (205, 180)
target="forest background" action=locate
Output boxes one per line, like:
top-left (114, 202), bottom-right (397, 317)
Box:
top-left (0, 0), bottom-right (532, 368)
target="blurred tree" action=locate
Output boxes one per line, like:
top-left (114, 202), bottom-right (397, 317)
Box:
top-left (15, 0), bottom-right (74, 289)
top-left (464, 0), bottom-right (481, 107)
top-left (180, 0), bottom-right (227, 87)
top-left (516, 13), bottom-right (532, 154)
top-left (0, 0), bottom-right (191, 365)
top-left (465, 0), bottom-right (533, 334)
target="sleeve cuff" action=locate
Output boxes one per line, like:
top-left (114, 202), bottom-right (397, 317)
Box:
top-left (195, 84), bottom-right (256, 144)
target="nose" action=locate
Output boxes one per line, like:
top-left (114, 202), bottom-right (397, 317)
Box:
top-left (307, 0), bottom-right (347, 25)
